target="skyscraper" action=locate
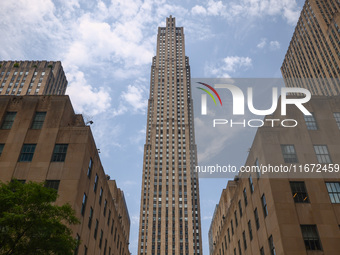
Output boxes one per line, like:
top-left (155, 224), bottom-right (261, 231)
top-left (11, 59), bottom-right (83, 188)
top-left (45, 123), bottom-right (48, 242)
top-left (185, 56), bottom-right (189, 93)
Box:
top-left (138, 16), bottom-right (202, 254)
top-left (0, 61), bottom-right (67, 96)
top-left (281, 0), bottom-right (340, 95)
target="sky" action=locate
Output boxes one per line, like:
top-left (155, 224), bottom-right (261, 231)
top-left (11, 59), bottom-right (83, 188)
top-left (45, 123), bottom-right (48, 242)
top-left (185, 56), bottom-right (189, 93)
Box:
top-left (0, 0), bottom-right (305, 253)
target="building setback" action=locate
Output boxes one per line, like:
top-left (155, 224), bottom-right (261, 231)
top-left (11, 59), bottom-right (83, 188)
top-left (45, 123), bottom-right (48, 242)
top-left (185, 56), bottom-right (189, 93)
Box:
top-left (209, 96), bottom-right (340, 255)
top-left (0, 61), bottom-right (67, 96)
top-left (281, 0), bottom-right (340, 95)
top-left (138, 16), bottom-right (202, 254)
top-left (0, 95), bottom-right (130, 255)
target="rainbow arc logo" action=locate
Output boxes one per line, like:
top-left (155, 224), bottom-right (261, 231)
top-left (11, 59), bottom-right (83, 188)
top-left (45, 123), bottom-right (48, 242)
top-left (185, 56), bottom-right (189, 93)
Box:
top-left (196, 82), bottom-right (222, 106)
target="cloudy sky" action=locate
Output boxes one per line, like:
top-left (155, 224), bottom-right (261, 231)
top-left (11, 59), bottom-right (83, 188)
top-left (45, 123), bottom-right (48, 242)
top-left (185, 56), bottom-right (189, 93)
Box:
top-left (0, 0), bottom-right (304, 253)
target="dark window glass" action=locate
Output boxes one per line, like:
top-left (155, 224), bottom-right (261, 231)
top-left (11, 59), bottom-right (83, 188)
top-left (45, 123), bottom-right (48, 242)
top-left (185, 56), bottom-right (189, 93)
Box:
top-left (74, 234), bottom-right (80, 255)
top-left (238, 240), bottom-right (242, 255)
top-left (94, 219), bottom-right (99, 239)
top-left (243, 188), bottom-right (248, 206)
top-left (334, 112), bottom-right (340, 129)
top-left (234, 211), bottom-right (238, 227)
top-left (290, 181), bottom-right (309, 203)
top-left (94, 174), bottom-right (98, 192)
top-left (268, 235), bottom-right (276, 255)
top-left (231, 220), bottom-right (234, 235)
top-left (45, 180), bottom-right (60, 191)
top-left (260, 247), bottom-right (265, 255)
top-left (88, 207), bottom-right (93, 229)
top-left (81, 193), bottom-right (87, 216)
top-left (87, 158), bottom-right (93, 178)
top-left (99, 187), bottom-right (103, 204)
top-left (1, 112), bottom-right (16, 129)
top-left (248, 220), bottom-right (253, 240)
top-left (51, 144), bottom-right (68, 162)
top-left (238, 200), bottom-right (243, 217)
top-left (314, 145), bottom-right (332, 163)
top-left (99, 230), bottom-right (103, 248)
top-left (326, 182), bottom-right (340, 203)
top-left (249, 175), bottom-right (254, 193)
top-left (242, 231), bottom-right (247, 250)
top-left (301, 225), bottom-right (322, 250)
top-left (261, 194), bottom-right (268, 217)
top-left (304, 113), bottom-right (318, 130)
top-left (281, 145), bottom-right (298, 163)
top-left (0, 143), bottom-right (4, 156)
top-left (254, 208), bottom-right (260, 230)
top-left (19, 144), bottom-right (36, 162)
top-left (31, 112), bottom-right (46, 129)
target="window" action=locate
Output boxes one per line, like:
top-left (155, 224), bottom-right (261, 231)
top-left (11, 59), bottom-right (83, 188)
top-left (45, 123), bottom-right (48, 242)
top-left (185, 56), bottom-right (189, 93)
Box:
top-left (249, 175), bottom-right (254, 193)
top-left (281, 145), bottom-right (298, 163)
top-left (314, 145), bottom-right (332, 163)
top-left (99, 230), bottom-right (103, 248)
top-left (303, 112), bottom-right (320, 130)
top-left (255, 158), bottom-right (261, 179)
top-left (325, 182), bottom-right (340, 203)
top-left (94, 219), bottom-right (99, 239)
top-left (334, 112), bottom-right (340, 129)
top-left (260, 247), bottom-right (264, 255)
top-left (87, 158), bottom-right (93, 178)
top-left (234, 211), bottom-right (238, 227)
top-left (248, 220), bottom-right (253, 241)
top-left (227, 228), bottom-right (230, 242)
top-left (74, 234), bottom-right (80, 255)
top-left (242, 231), bottom-right (247, 250)
top-left (238, 200), bottom-right (243, 217)
top-left (94, 174), bottom-right (98, 192)
top-left (19, 144), bottom-right (36, 162)
top-left (84, 246), bottom-right (88, 255)
top-left (243, 188), bottom-right (248, 206)
top-left (88, 207), bottom-right (93, 229)
top-left (51, 144), bottom-right (68, 162)
top-left (261, 194), bottom-right (268, 217)
top-left (0, 143), bottom-right (4, 156)
top-left (231, 220), bottom-right (234, 235)
top-left (268, 235), bottom-right (276, 255)
top-left (31, 112), bottom-right (46, 129)
top-left (254, 208), bottom-right (260, 230)
top-left (81, 193), bottom-right (87, 216)
top-left (45, 180), bottom-right (60, 191)
top-left (1, 112), bottom-right (16, 129)
top-left (301, 225), bottom-right (322, 250)
top-left (99, 187), bottom-right (103, 204)
top-left (290, 181), bottom-right (309, 203)
top-left (104, 199), bottom-right (107, 216)
top-left (238, 240), bottom-right (242, 255)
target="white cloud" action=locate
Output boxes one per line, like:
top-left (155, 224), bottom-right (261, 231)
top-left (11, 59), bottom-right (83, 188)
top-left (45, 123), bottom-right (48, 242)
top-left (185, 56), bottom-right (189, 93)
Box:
top-left (191, 0), bottom-right (301, 25)
top-left (121, 84), bottom-right (148, 114)
top-left (257, 38), bottom-right (267, 48)
top-left (269, 40), bottom-right (280, 50)
top-left (205, 56), bottom-right (252, 77)
top-left (66, 66), bottom-right (111, 115)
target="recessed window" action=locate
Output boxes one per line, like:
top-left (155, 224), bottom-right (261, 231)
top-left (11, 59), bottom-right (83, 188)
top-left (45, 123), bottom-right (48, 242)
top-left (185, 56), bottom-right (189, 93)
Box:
top-left (0, 143), bottom-right (5, 156)
top-left (248, 220), bottom-right (253, 241)
top-left (94, 174), bottom-right (98, 192)
top-left (81, 193), bottom-right (87, 216)
top-left (44, 180), bottom-right (60, 191)
top-left (268, 235), bottom-right (276, 255)
top-left (243, 188), bottom-right (248, 206)
top-left (249, 175), bottom-right (254, 193)
top-left (51, 144), bottom-right (68, 162)
top-left (238, 200), bottom-right (243, 217)
top-left (1, 112), bottom-right (16, 129)
top-left (94, 219), bottom-right (99, 239)
top-left (234, 211), bottom-right (238, 227)
top-left (87, 158), bottom-right (93, 178)
top-left (31, 112), bottom-right (46, 129)
top-left (261, 194), bottom-right (268, 217)
top-left (260, 247), bottom-right (264, 255)
top-left (314, 145), bottom-right (332, 163)
top-left (304, 113), bottom-right (318, 130)
top-left (254, 208), bottom-right (260, 230)
top-left (104, 199), bottom-right (107, 216)
top-left (290, 181), bottom-right (309, 203)
top-left (19, 144), bottom-right (36, 162)
top-left (88, 207), bottom-right (93, 229)
top-left (281, 145), bottom-right (298, 163)
top-left (99, 187), bottom-right (103, 204)
top-left (325, 182), bottom-right (340, 203)
top-left (231, 220), bottom-right (234, 235)
top-left (301, 225), bottom-right (322, 250)
top-left (242, 231), bottom-right (247, 250)
top-left (333, 112), bottom-right (340, 129)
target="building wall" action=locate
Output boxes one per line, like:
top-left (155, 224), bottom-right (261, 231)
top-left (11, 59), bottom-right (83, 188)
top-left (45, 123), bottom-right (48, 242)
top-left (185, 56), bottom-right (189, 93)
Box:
top-left (138, 16), bottom-right (202, 255)
top-left (0, 61), bottom-right (67, 96)
top-left (0, 95), bottom-right (130, 255)
top-left (210, 96), bottom-right (340, 255)
top-left (281, 0), bottom-right (340, 95)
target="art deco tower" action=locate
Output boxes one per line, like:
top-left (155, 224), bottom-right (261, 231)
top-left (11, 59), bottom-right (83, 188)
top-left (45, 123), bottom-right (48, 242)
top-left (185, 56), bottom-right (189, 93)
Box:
top-left (138, 16), bottom-right (202, 254)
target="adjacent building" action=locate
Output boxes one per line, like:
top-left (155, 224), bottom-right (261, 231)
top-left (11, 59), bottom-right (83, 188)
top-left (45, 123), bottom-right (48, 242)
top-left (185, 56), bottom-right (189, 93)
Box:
top-left (0, 61), bottom-right (67, 96)
top-left (209, 95), bottom-right (340, 255)
top-left (0, 95), bottom-right (130, 255)
top-left (281, 0), bottom-right (340, 95)
top-left (138, 16), bottom-right (202, 254)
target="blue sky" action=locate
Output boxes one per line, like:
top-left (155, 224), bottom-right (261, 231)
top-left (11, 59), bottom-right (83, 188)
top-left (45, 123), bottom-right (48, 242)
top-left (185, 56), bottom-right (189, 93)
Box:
top-left (0, 0), bottom-right (304, 253)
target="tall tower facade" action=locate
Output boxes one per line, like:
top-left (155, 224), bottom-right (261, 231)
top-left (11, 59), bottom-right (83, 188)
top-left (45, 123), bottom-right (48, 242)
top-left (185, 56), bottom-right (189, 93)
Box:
top-left (281, 0), bottom-right (340, 95)
top-left (138, 16), bottom-right (202, 254)
top-left (0, 61), bottom-right (67, 96)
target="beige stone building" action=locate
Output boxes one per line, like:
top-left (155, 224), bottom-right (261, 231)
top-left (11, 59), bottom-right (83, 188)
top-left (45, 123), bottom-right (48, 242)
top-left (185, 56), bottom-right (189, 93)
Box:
top-left (0, 95), bottom-right (130, 255)
top-left (281, 0), bottom-right (340, 95)
top-left (209, 95), bottom-right (340, 255)
top-left (137, 16), bottom-right (202, 254)
top-left (0, 61), bottom-right (67, 96)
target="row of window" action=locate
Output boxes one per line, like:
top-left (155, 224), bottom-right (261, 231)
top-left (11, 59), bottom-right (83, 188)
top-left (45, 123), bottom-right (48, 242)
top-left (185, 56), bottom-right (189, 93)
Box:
top-left (281, 144), bottom-right (332, 163)
top-left (304, 112), bottom-right (340, 130)
top-left (1, 111), bottom-right (46, 130)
